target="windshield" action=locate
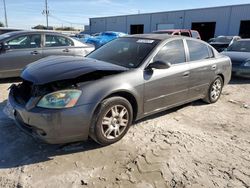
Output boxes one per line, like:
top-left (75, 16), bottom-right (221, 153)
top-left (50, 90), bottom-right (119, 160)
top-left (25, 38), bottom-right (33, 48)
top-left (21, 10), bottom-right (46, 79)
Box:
top-left (87, 37), bottom-right (159, 68)
top-left (154, 31), bottom-right (173, 35)
top-left (0, 33), bottom-right (11, 40)
top-left (101, 32), bottom-right (116, 36)
top-left (227, 40), bottom-right (250, 52)
top-left (211, 37), bottom-right (233, 43)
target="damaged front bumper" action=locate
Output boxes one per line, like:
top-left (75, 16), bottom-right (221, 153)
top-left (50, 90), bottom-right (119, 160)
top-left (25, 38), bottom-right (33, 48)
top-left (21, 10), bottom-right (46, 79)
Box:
top-left (8, 84), bottom-right (96, 144)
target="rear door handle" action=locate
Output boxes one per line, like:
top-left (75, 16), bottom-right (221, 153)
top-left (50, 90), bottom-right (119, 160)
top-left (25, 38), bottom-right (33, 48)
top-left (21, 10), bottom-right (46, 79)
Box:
top-left (63, 49), bottom-right (70, 53)
top-left (211, 64), bottom-right (217, 70)
top-left (182, 71), bottom-right (190, 77)
top-left (31, 51), bottom-right (39, 55)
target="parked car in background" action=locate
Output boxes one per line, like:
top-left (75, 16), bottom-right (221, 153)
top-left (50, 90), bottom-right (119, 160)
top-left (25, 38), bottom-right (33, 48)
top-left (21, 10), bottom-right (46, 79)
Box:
top-left (153, 29), bottom-right (201, 39)
top-left (86, 31), bottom-right (127, 48)
top-left (7, 34), bottom-right (231, 146)
top-left (209, 36), bottom-right (241, 52)
top-left (0, 28), bottom-right (23, 35)
top-left (92, 33), bottom-right (101, 37)
top-left (222, 39), bottom-right (250, 78)
top-left (0, 30), bottom-right (94, 78)
top-left (74, 33), bottom-right (91, 43)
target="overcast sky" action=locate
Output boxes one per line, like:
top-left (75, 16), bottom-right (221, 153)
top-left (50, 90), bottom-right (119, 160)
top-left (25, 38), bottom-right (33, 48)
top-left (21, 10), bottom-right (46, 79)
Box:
top-left (0, 0), bottom-right (250, 29)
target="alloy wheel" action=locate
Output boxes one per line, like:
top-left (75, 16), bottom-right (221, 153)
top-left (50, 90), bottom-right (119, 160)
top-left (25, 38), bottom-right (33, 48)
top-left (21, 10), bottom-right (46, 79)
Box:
top-left (101, 105), bottom-right (129, 140)
top-left (210, 79), bottom-right (222, 101)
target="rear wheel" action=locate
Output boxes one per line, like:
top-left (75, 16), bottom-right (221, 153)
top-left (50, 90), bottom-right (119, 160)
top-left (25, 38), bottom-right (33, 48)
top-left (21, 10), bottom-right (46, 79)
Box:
top-left (203, 76), bottom-right (223, 104)
top-left (90, 97), bottom-right (133, 146)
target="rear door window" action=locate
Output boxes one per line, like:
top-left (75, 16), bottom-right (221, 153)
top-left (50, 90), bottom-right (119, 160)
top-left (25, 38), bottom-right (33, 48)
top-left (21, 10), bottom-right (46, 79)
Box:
top-left (45, 35), bottom-right (74, 47)
top-left (207, 46), bottom-right (214, 58)
top-left (6, 34), bottom-right (41, 49)
top-left (191, 31), bottom-right (200, 39)
top-left (153, 39), bottom-right (186, 64)
top-left (186, 40), bottom-right (210, 61)
top-left (181, 32), bottom-right (190, 37)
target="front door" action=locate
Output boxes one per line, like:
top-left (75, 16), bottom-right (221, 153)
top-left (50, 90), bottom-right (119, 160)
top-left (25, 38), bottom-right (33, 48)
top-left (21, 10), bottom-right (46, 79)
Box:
top-left (42, 34), bottom-right (76, 58)
top-left (144, 39), bottom-right (190, 114)
top-left (0, 34), bottom-right (43, 78)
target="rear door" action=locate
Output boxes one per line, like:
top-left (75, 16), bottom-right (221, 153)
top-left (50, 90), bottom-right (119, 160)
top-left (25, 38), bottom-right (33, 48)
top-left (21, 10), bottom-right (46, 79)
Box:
top-left (144, 39), bottom-right (190, 114)
top-left (0, 34), bottom-right (42, 78)
top-left (42, 34), bottom-right (76, 57)
top-left (185, 39), bottom-right (216, 99)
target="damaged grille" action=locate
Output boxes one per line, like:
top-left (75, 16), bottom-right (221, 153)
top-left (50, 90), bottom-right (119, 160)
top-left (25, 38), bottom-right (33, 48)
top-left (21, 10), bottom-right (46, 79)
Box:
top-left (12, 70), bottom-right (123, 106)
top-left (12, 79), bottom-right (78, 106)
top-left (12, 80), bottom-right (33, 105)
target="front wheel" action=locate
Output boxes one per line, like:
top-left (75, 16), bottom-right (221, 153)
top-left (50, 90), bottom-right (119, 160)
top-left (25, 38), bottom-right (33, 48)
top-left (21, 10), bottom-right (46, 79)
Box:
top-left (203, 76), bottom-right (223, 104)
top-left (90, 97), bottom-right (133, 146)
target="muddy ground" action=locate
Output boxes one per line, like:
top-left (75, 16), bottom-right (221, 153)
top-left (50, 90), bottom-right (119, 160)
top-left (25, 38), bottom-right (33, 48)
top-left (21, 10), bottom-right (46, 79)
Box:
top-left (0, 77), bottom-right (250, 188)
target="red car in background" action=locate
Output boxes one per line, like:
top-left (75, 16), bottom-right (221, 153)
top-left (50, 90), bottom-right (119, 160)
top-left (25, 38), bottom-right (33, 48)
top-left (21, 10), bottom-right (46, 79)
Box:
top-left (153, 29), bottom-right (201, 39)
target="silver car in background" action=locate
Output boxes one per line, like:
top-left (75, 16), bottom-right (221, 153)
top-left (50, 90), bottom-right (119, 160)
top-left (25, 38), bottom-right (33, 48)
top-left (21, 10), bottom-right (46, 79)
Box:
top-left (0, 30), bottom-right (95, 78)
top-left (8, 34), bottom-right (231, 146)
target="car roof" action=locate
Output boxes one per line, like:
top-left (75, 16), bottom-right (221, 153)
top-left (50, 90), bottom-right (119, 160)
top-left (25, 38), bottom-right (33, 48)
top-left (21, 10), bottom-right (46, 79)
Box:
top-left (126, 34), bottom-right (178, 41)
top-left (216, 36), bottom-right (240, 38)
top-left (155, 29), bottom-right (197, 32)
top-left (3, 30), bottom-right (65, 36)
top-left (238, 39), bottom-right (250, 42)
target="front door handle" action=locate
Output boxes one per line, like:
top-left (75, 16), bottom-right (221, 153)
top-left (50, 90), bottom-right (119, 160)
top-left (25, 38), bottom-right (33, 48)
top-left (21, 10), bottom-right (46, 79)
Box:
top-left (182, 71), bottom-right (190, 77)
top-left (31, 51), bottom-right (39, 55)
top-left (211, 64), bottom-right (217, 70)
top-left (63, 49), bottom-right (70, 53)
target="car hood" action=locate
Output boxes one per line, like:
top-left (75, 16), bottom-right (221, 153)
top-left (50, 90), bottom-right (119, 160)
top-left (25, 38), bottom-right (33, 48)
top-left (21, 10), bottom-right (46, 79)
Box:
top-left (21, 56), bottom-right (128, 85)
top-left (221, 51), bottom-right (250, 63)
top-left (88, 36), bottom-right (114, 42)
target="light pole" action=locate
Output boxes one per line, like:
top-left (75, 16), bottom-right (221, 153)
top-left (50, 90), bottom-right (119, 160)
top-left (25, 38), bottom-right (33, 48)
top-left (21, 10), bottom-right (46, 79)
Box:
top-left (45, 0), bottom-right (48, 28)
top-left (42, 0), bottom-right (49, 29)
top-left (3, 0), bottom-right (8, 27)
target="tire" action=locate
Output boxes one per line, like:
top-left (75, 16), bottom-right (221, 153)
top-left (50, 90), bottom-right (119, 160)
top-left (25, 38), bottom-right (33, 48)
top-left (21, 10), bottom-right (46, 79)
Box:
top-left (90, 97), bottom-right (133, 146)
top-left (203, 76), bottom-right (223, 104)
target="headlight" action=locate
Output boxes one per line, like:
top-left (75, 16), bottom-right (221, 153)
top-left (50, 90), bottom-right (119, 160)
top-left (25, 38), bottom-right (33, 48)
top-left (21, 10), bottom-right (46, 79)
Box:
top-left (37, 90), bottom-right (82, 109)
top-left (244, 60), bottom-right (250, 67)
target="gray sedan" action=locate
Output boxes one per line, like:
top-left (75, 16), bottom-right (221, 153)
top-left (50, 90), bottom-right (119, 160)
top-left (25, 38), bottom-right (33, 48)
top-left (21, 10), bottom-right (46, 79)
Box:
top-left (0, 30), bottom-right (94, 78)
top-left (7, 34), bottom-right (231, 145)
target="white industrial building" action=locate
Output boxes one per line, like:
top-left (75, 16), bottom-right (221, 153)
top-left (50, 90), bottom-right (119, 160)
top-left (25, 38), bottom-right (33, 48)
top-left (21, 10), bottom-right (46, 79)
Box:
top-left (89, 4), bottom-right (250, 41)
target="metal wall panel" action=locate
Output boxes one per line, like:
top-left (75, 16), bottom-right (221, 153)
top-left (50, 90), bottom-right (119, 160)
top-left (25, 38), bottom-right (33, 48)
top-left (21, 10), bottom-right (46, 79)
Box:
top-left (126, 14), bottom-right (151, 34)
top-left (89, 4), bottom-right (250, 36)
top-left (228, 5), bottom-right (250, 35)
top-left (106, 16), bottom-right (127, 33)
top-left (151, 11), bottom-right (185, 31)
top-left (90, 18), bottom-right (106, 33)
top-left (183, 7), bottom-right (231, 37)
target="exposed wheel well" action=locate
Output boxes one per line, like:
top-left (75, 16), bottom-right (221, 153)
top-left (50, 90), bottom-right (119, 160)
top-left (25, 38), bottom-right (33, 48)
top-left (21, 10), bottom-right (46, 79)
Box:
top-left (217, 74), bottom-right (225, 85)
top-left (104, 92), bottom-right (138, 121)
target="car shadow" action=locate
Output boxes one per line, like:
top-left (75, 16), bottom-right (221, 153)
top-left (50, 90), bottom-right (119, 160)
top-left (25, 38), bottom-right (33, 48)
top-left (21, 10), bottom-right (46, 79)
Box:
top-left (0, 77), bottom-right (22, 84)
top-left (229, 76), bottom-right (250, 85)
top-left (0, 98), bottom-right (203, 169)
top-left (135, 100), bottom-right (204, 124)
top-left (0, 100), bottom-right (101, 169)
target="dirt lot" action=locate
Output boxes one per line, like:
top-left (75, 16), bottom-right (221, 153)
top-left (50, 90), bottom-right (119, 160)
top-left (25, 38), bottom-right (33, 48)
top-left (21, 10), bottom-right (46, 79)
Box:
top-left (0, 78), bottom-right (250, 188)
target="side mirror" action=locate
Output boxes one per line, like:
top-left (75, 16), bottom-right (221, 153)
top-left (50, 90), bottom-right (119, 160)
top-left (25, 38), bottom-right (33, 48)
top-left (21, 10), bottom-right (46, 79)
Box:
top-left (4, 44), bottom-right (11, 51)
top-left (1, 43), bottom-right (11, 51)
top-left (148, 61), bottom-right (171, 69)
